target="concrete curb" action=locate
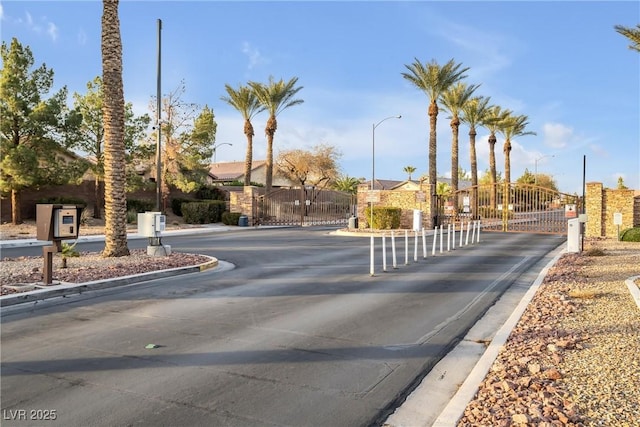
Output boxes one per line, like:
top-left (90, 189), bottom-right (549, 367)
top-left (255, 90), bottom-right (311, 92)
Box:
top-left (625, 275), bottom-right (640, 310)
top-left (0, 256), bottom-right (219, 307)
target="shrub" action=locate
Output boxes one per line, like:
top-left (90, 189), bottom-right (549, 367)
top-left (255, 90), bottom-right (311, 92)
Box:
top-left (222, 211), bottom-right (242, 226)
top-left (171, 197), bottom-right (192, 217)
top-left (195, 185), bottom-right (227, 201)
top-left (620, 227), bottom-right (640, 242)
top-left (182, 200), bottom-right (226, 224)
top-left (126, 198), bottom-right (154, 213)
top-left (363, 206), bottom-right (401, 229)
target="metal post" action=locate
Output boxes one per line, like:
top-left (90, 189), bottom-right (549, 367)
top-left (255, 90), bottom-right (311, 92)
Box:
top-left (155, 19), bottom-right (162, 212)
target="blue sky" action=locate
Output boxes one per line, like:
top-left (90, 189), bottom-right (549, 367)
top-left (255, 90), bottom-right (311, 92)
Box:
top-left (1, 0), bottom-right (639, 194)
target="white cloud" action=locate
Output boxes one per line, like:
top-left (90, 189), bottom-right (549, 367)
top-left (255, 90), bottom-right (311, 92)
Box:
top-left (13, 10), bottom-right (58, 42)
top-left (47, 21), bottom-right (58, 41)
top-left (543, 122), bottom-right (572, 149)
top-left (242, 41), bottom-right (268, 71)
top-left (77, 28), bottom-right (87, 46)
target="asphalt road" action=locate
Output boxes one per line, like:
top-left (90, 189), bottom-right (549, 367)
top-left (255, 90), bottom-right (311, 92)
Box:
top-left (0, 227), bottom-right (565, 427)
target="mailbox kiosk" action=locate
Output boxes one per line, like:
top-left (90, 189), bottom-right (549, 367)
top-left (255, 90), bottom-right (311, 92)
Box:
top-left (36, 204), bottom-right (84, 284)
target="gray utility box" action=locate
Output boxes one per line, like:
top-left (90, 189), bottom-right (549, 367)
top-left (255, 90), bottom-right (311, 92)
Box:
top-left (36, 204), bottom-right (83, 241)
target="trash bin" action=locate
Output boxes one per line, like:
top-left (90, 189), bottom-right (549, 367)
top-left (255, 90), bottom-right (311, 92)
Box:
top-left (348, 216), bottom-right (358, 229)
top-left (238, 215), bottom-right (249, 227)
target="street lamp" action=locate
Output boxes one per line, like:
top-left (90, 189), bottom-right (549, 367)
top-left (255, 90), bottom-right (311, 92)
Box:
top-left (370, 115), bottom-right (401, 276)
top-left (213, 142), bottom-right (233, 164)
top-left (534, 154), bottom-right (554, 185)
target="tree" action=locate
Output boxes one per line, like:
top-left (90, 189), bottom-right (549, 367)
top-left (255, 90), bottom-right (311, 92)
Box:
top-left (221, 83), bottom-right (264, 186)
top-left (615, 24), bottom-right (640, 52)
top-left (460, 96), bottom-right (491, 218)
top-left (249, 76), bottom-right (304, 193)
top-left (440, 82), bottom-right (479, 202)
top-left (150, 81), bottom-right (214, 205)
top-left (617, 176), bottom-right (629, 189)
top-left (275, 143), bottom-right (341, 189)
top-left (403, 166), bottom-right (416, 180)
top-left (498, 113), bottom-right (536, 184)
top-left (72, 76), bottom-right (150, 219)
top-left (0, 38), bottom-right (87, 224)
top-left (333, 175), bottom-right (361, 194)
top-left (401, 58), bottom-right (468, 223)
top-left (101, 0), bottom-right (129, 257)
top-left (482, 105), bottom-right (512, 209)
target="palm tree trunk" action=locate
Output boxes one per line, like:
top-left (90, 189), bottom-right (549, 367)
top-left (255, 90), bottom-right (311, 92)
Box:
top-left (11, 189), bottom-right (22, 225)
top-left (428, 101), bottom-right (438, 226)
top-left (450, 116), bottom-right (460, 219)
top-left (243, 120), bottom-right (254, 186)
top-left (488, 133), bottom-right (497, 209)
top-left (469, 128), bottom-right (478, 219)
top-left (101, 0), bottom-right (129, 257)
top-left (503, 139), bottom-right (512, 184)
top-left (265, 115), bottom-right (277, 193)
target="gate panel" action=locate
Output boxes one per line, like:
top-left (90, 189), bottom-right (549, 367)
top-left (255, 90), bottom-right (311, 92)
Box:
top-left (441, 183), bottom-right (582, 235)
top-left (254, 188), bottom-right (355, 226)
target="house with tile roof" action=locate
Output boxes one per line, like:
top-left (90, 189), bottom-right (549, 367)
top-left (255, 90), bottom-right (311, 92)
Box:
top-left (208, 160), bottom-right (296, 187)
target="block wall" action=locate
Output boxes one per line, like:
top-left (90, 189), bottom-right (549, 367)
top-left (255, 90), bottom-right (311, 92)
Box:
top-left (585, 182), bottom-right (636, 238)
top-left (356, 183), bottom-right (434, 230)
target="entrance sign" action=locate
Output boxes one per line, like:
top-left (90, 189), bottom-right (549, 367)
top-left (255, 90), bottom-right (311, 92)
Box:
top-left (366, 190), bottom-right (381, 203)
top-left (565, 204), bottom-right (577, 218)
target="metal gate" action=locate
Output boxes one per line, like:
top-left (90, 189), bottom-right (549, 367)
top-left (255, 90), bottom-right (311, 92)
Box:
top-left (253, 188), bottom-right (356, 226)
top-left (438, 183), bottom-right (583, 234)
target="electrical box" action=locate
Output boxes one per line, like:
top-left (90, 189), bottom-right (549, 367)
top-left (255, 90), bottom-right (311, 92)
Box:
top-left (137, 212), bottom-right (166, 237)
top-left (36, 204), bottom-right (83, 241)
top-left (567, 218), bottom-right (581, 253)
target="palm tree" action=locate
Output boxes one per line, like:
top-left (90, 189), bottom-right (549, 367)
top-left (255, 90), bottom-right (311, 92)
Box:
top-left (401, 58), bottom-right (468, 224)
top-left (615, 24), bottom-right (640, 52)
top-left (249, 76), bottom-right (304, 193)
top-left (403, 166), bottom-right (416, 181)
top-left (460, 96), bottom-right (491, 218)
top-left (498, 113), bottom-right (536, 184)
top-left (100, 0), bottom-right (129, 257)
top-left (221, 84), bottom-right (264, 186)
top-left (440, 82), bottom-right (479, 204)
top-left (482, 105), bottom-right (511, 209)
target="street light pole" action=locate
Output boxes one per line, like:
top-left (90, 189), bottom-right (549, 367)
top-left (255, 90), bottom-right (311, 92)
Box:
top-left (212, 142), bottom-right (233, 164)
top-left (534, 154), bottom-right (554, 185)
top-left (370, 115), bottom-right (401, 276)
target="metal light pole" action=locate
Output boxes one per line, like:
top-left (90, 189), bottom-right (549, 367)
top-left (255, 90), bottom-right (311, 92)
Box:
top-left (370, 115), bottom-right (401, 276)
top-left (534, 154), bottom-right (554, 185)
top-left (212, 142), bottom-right (233, 164)
top-left (155, 19), bottom-right (162, 212)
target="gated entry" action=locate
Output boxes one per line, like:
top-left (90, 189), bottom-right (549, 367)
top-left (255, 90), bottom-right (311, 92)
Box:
top-left (438, 183), bottom-right (582, 234)
top-left (253, 188), bottom-right (356, 226)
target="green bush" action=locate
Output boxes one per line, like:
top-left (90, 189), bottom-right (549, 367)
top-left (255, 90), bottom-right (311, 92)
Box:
top-left (363, 206), bottom-right (401, 229)
top-left (620, 227), bottom-right (640, 242)
top-left (182, 200), bottom-right (226, 224)
top-left (195, 185), bottom-right (227, 201)
top-left (37, 196), bottom-right (87, 207)
top-left (222, 211), bottom-right (242, 226)
top-left (171, 197), bottom-right (193, 217)
top-left (126, 198), bottom-right (154, 213)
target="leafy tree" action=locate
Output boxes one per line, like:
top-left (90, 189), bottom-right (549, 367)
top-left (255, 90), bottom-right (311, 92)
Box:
top-left (333, 175), bottom-right (361, 194)
top-left (0, 38), bottom-right (86, 224)
top-left (440, 82), bottom-right (479, 201)
top-left (401, 58), bottom-right (468, 212)
top-left (249, 76), bottom-right (304, 193)
top-left (101, 0), bottom-right (129, 256)
top-left (72, 76), bottom-right (150, 219)
top-left (275, 144), bottom-right (340, 189)
top-left (221, 83), bottom-right (264, 186)
top-left (498, 113), bottom-right (536, 184)
top-left (150, 81), bottom-right (215, 205)
top-left (617, 176), bottom-right (629, 189)
top-left (615, 24), bottom-right (640, 52)
top-left (403, 166), bottom-right (416, 180)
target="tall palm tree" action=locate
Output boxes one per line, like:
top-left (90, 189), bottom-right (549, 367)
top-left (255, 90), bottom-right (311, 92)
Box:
top-left (460, 95), bottom-right (491, 218)
top-left (615, 24), bottom-right (640, 52)
top-left (482, 105), bottom-right (511, 209)
top-left (498, 113), bottom-right (536, 184)
top-left (249, 76), bottom-right (304, 193)
top-left (403, 166), bottom-right (416, 181)
top-left (101, 0), bottom-right (129, 257)
top-left (440, 82), bottom-right (479, 203)
top-left (401, 58), bottom-right (468, 224)
top-left (221, 84), bottom-right (265, 186)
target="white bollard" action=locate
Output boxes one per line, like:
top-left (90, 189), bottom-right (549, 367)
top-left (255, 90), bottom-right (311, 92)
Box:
top-left (432, 227), bottom-right (437, 256)
top-left (391, 231), bottom-right (398, 269)
top-left (382, 234), bottom-right (387, 272)
top-left (460, 221), bottom-right (464, 247)
top-left (471, 220), bottom-right (476, 244)
top-left (465, 221), bottom-right (470, 246)
top-left (405, 230), bottom-right (409, 265)
top-left (447, 224), bottom-right (451, 251)
top-left (439, 225), bottom-right (444, 254)
top-left (452, 222), bottom-right (456, 250)
top-left (414, 231), bottom-right (418, 262)
top-left (422, 228), bottom-right (427, 258)
top-left (370, 235), bottom-right (375, 276)
top-left (477, 220), bottom-right (481, 243)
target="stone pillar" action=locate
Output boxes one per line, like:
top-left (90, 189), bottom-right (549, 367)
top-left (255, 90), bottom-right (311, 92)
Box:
top-left (585, 182), bottom-right (604, 237)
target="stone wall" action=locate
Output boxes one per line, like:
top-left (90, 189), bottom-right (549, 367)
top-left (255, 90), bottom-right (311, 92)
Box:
top-left (229, 186), bottom-right (264, 224)
top-left (356, 183), bottom-right (434, 229)
top-left (585, 182), bottom-right (638, 238)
